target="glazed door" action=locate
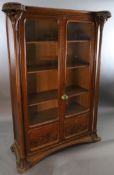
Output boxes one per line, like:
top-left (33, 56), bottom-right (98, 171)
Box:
top-left (63, 21), bottom-right (95, 139)
top-left (22, 16), bottom-right (62, 152)
top-left (20, 16), bottom-right (95, 151)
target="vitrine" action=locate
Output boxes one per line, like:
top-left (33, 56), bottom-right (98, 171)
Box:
top-left (2, 2), bottom-right (111, 172)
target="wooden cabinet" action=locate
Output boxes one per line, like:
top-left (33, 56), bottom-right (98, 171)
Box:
top-left (2, 2), bottom-right (111, 172)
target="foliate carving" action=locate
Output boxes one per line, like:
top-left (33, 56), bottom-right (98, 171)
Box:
top-left (2, 2), bottom-right (26, 24)
top-left (31, 132), bottom-right (57, 148)
top-left (95, 11), bottom-right (111, 24)
top-left (66, 122), bottom-right (87, 137)
top-left (2, 2), bottom-right (25, 15)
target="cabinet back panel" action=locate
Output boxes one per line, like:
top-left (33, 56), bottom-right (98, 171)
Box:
top-left (26, 42), bottom-right (58, 66)
top-left (67, 42), bottom-right (90, 64)
top-left (67, 22), bottom-right (93, 40)
top-left (27, 71), bottom-right (58, 94)
top-left (29, 99), bottom-right (58, 112)
top-left (66, 68), bottom-right (90, 89)
top-left (25, 19), bottom-right (58, 42)
top-left (76, 93), bottom-right (90, 108)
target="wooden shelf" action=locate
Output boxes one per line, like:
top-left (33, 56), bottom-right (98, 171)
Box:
top-left (26, 41), bottom-right (57, 44)
top-left (26, 40), bottom-right (89, 44)
top-left (66, 86), bottom-right (88, 97)
top-left (28, 86), bottom-right (88, 107)
top-left (66, 103), bottom-right (89, 117)
top-left (27, 62), bottom-right (88, 73)
top-left (67, 40), bottom-right (90, 43)
top-left (29, 108), bottom-right (58, 126)
top-left (27, 64), bottom-right (58, 73)
top-left (67, 62), bottom-right (89, 69)
top-left (28, 90), bottom-right (58, 107)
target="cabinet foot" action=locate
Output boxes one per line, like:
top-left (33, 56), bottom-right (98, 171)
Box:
top-left (16, 164), bottom-right (30, 174)
top-left (10, 143), bottom-right (31, 173)
top-left (10, 144), bottom-right (15, 152)
top-left (91, 133), bottom-right (101, 142)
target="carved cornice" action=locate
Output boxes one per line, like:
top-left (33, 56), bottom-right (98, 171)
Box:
top-left (2, 2), bottom-right (26, 24)
top-left (2, 2), bottom-right (25, 14)
top-left (2, 2), bottom-right (26, 29)
top-left (95, 11), bottom-right (111, 24)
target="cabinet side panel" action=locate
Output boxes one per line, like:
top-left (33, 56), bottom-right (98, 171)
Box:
top-left (6, 16), bottom-right (25, 158)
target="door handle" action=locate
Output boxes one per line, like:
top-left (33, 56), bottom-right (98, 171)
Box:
top-left (61, 94), bottom-right (68, 100)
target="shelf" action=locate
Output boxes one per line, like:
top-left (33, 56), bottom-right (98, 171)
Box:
top-left (67, 58), bottom-right (89, 69)
top-left (28, 86), bottom-right (88, 107)
top-left (66, 86), bottom-right (88, 97)
top-left (27, 61), bottom-right (88, 73)
top-left (27, 62), bottom-right (88, 73)
top-left (27, 64), bottom-right (58, 73)
top-left (67, 62), bottom-right (89, 69)
top-left (29, 108), bottom-right (58, 126)
top-left (67, 40), bottom-right (90, 43)
top-left (28, 90), bottom-right (58, 107)
top-left (26, 41), bottom-right (57, 44)
top-left (66, 103), bottom-right (89, 117)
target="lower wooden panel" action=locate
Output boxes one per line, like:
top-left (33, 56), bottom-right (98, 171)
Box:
top-left (28, 123), bottom-right (59, 151)
top-left (64, 113), bottom-right (89, 138)
top-left (11, 132), bottom-right (101, 173)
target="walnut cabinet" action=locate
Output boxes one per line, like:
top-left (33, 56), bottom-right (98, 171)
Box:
top-left (2, 2), bottom-right (111, 172)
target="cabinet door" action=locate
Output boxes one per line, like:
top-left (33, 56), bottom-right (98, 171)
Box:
top-left (64, 21), bottom-right (95, 138)
top-left (25, 18), bottom-right (59, 127)
top-left (22, 17), bottom-right (61, 151)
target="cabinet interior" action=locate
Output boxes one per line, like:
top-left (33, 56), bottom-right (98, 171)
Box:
top-left (67, 22), bottom-right (92, 40)
top-left (25, 19), bottom-right (58, 41)
top-left (25, 19), bottom-right (91, 126)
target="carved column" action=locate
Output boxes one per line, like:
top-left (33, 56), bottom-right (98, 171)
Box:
top-left (2, 3), bottom-right (29, 173)
top-left (92, 11), bottom-right (111, 135)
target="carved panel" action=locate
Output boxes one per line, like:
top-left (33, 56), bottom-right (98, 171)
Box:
top-left (65, 114), bottom-right (89, 138)
top-left (29, 123), bottom-right (59, 150)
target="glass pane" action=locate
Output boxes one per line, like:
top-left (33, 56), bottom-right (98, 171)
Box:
top-left (67, 42), bottom-right (90, 67)
top-left (67, 22), bottom-right (92, 40)
top-left (28, 100), bottom-right (58, 125)
top-left (26, 19), bottom-right (58, 41)
top-left (65, 22), bottom-right (92, 118)
top-left (65, 68), bottom-right (90, 101)
top-left (25, 19), bottom-right (59, 126)
top-left (65, 94), bottom-right (89, 118)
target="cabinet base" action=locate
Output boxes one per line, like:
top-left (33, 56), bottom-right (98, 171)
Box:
top-left (11, 134), bottom-right (101, 173)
